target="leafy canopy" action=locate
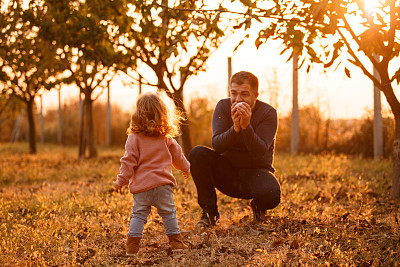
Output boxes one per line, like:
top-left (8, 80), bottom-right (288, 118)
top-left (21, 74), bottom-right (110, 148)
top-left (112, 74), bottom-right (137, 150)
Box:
top-left (234, 0), bottom-right (400, 85)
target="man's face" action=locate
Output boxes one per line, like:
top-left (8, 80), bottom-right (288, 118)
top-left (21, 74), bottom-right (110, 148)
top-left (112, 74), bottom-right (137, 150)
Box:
top-left (230, 82), bottom-right (259, 109)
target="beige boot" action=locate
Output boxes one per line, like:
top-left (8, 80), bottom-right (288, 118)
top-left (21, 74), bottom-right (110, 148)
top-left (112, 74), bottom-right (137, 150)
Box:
top-left (168, 233), bottom-right (188, 250)
top-left (126, 236), bottom-right (141, 256)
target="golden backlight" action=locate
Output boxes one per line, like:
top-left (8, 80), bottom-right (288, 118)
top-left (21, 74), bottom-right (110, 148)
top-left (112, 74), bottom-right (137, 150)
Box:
top-left (364, 0), bottom-right (378, 12)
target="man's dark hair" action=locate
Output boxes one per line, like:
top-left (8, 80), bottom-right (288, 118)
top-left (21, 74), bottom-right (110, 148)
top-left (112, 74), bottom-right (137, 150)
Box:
top-left (230, 71), bottom-right (259, 93)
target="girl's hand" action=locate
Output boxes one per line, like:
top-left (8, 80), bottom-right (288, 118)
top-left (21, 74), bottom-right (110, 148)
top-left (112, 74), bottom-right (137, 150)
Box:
top-left (182, 171), bottom-right (190, 179)
top-left (113, 180), bottom-right (123, 190)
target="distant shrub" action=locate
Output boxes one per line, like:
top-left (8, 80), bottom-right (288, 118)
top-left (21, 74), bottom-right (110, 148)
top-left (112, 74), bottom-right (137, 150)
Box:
top-left (0, 96), bottom-right (27, 142)
top-left (330, 112), bottom-right (394, 158)
top-left (276, 105), bottom-right (330, 154)
top-left (276, 106), bottom-right (394, 158)
top-left (1, 94), bottom-right (395, 159)
top-left (187, 97), bottom-right (214, 148)
top-left (42, 100), bottom-right (130, 147)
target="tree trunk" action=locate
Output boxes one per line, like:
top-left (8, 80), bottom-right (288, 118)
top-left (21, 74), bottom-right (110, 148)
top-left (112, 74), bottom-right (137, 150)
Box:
top-left (173, 89), bottom-right (192, 156)
top-left (393, 136), bottom-right (400, 199)
top-left (26, 99), bottom-right (37, 154)
top-left (380, 79), bottom-right (400, 199)
top-left (86, 95), bottom-right (97, 158)
top-left (78, 90), bottom-right (97, 159)
top-left (78, 92), bottom-right (86, 160)
top-left (40, 95), bottom-right (44, 143)
top-left (106, 84), bottom-right (111, 146)
top-left (373, 54), bottom-right (383, 160)
top-left (391, 102), bottom-right (400, 199)
top-left (58, 88), bottom-right (62, 144)
top-left (291, 53), bottom-right (299, 153)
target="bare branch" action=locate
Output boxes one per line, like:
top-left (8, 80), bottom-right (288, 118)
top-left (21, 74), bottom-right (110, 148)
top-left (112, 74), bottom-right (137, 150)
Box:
top-left (337, 28), bottom-right (379, 86)
top-left (118, 70), bottom-right (158, 88)
top-left (387, 0), bottom-right (398, 59)
top-left (338, 12), bottom-right (380, 69)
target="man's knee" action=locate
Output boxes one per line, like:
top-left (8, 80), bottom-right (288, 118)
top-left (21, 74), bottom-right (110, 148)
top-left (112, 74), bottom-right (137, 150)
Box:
top-left (257, 188), bottom-right (280, 210)
top-left (188, 146), bottom-right (212, 164)
top-left (268, 189), bottom-right (281, 209)
top-left (253, 172), bottom-right (281, 210)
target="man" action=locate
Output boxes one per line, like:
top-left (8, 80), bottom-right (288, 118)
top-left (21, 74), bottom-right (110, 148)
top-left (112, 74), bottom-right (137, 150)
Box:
top-left (188, 71), bottom-right (281, 227)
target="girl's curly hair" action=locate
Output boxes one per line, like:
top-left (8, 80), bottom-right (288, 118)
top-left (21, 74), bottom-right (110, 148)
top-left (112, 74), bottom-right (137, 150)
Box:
top-left (127, 93), bottom-right (181, 137)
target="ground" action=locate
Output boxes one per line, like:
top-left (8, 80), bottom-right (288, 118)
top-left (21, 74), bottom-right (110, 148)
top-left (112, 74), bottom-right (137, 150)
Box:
top-left (0, 143), bottom-right (399, 266)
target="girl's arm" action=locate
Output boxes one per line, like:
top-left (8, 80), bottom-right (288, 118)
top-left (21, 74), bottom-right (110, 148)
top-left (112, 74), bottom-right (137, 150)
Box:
top-left (167, 137), bottom-right (190, 172)
top-left (114, 134), bottom-right (138, 187)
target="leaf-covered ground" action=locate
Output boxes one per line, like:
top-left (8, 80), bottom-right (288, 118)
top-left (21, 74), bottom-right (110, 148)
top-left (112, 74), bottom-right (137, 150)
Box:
top-left (1, 143), bottom-right (399, 266)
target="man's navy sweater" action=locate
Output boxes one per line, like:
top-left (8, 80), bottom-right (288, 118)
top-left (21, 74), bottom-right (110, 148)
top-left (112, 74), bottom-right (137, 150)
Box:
top-left (212, 98), bottom-right (278, 171)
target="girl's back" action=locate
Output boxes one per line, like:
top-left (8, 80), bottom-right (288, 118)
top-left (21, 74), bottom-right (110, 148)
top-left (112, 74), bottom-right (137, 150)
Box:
top-left (118, 133), bottom-right (189, 194)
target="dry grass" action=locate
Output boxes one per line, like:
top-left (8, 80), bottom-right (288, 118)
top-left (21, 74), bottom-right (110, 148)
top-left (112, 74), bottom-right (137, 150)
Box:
top-left (1, 143), bottom-right (399, 266)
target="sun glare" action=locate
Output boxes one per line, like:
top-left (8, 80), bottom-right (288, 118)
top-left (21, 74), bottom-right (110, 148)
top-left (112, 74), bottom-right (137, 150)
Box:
top-left (364, 0), bottom-right (378, 12)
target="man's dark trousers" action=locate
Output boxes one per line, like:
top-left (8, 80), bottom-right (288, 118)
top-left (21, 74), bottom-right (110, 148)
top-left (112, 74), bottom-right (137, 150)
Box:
top-left (188, 146), bottom-right (281, 214)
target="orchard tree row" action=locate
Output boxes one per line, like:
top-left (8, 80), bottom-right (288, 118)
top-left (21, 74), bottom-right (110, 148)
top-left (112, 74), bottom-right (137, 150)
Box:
top-left (0, 0), bottom-right (228, 159)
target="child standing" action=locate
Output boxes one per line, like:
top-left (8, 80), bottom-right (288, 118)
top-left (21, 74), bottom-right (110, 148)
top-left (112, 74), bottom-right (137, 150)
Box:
top-left (113, 92), bottom-right (190, 256)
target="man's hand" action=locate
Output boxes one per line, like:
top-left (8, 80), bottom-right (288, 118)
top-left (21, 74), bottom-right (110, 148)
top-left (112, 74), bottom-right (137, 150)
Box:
top-left (231, 102), bottom-right (241, 133)
top-left (233, 102), bottom-right (252, 130)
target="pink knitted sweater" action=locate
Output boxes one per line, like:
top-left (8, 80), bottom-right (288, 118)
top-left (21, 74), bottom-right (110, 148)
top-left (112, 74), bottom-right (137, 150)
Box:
top-left (115, 133), bottom-right (190, 194)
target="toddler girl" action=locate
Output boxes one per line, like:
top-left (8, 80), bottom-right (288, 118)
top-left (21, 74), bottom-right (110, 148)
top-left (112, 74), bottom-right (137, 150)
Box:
top-left (113, 92), bottom-right (190, 256)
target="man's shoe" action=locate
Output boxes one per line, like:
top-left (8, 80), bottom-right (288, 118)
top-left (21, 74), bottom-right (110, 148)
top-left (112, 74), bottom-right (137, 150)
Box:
top-left (196, 211), bottom-right (220, 228)
top-left (251, 199), bottom-right (266, 221)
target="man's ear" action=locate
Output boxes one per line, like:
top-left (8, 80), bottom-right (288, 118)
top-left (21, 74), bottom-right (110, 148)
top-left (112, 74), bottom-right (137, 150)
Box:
top-left (255, 92), bottom-right (259, 98)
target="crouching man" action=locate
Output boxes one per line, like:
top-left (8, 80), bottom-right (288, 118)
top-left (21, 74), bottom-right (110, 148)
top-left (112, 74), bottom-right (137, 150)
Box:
top-left (188, 71), bottom-right (281, 227)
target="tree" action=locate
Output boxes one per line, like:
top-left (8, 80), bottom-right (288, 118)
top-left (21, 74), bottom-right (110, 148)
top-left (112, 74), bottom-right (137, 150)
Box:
top-left (292, 53), bottom-right (299, 154)
top-left (233, 0), bottom-right (400, 199)
top-left (117, 0), bottom-right (228, 155)
top-left (0, 0), bottom-right (65, 153)
top-left (39, 0), bottom-right (131, 159)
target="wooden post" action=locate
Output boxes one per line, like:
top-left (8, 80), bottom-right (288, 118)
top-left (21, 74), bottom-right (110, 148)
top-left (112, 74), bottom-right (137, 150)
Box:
top-left (79, 89), bottom-right (83, 126)
top-left (373, 54), bottom-right (383, 160)
top-left (25, 108), bottom-right (29, 142)
top-left (57, 88), bottom-right (62, 144)
top-left (139, 74), bottom-right (142, 95)
top-left (228, 57), bottom-right (232, 96)
top-left (40, 95), bottom-right (44, 143)
top-left (291, 53), bottom-right (299, 154)
top-left (106, 82), bottom-right (111, 146)
top-left (10, 110), bottom-right (23, 142)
